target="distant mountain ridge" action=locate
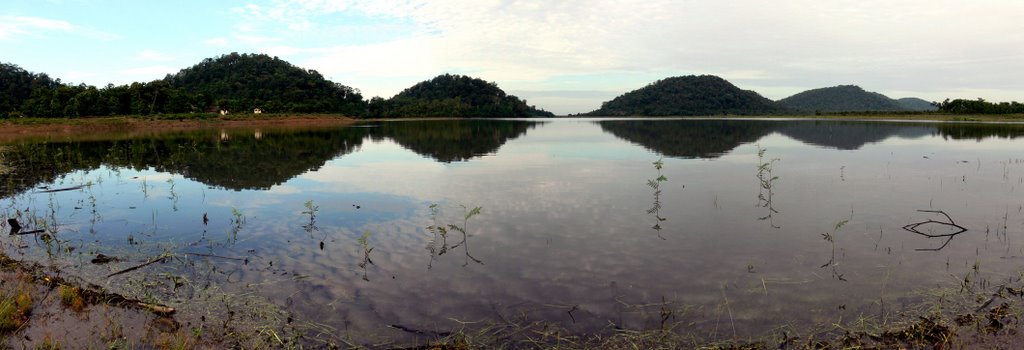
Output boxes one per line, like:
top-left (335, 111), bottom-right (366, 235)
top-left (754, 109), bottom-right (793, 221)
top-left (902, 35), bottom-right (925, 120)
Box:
top-left (777, 85), bottom-right (905, 113)
top-left (586, 75), bottom-right (787, 116)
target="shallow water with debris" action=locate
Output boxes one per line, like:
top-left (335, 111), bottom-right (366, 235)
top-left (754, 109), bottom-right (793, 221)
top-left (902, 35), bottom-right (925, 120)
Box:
top-left (3, 118), bottom-right (1024, 344)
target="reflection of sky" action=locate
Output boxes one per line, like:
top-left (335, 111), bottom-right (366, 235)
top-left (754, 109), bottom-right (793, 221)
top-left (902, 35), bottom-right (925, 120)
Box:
top-left (5, 120), bottom-right (1024, 342)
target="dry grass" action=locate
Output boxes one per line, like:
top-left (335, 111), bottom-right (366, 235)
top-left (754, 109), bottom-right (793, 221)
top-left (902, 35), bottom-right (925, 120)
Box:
top-left (57, 285), bottom-right (85, 312)
top-left (0, 284), bottom-right (33, 333)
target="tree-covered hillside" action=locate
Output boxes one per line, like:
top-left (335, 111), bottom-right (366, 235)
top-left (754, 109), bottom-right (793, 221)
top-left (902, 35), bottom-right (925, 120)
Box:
top-left (586, 75), bottom-right (787, 116)
top-left (165, 53), bottom-right (364, 115)
top-left (777, 85), bottom-right (904, 113)
top-left (0, 54), bottom-right (367, 118)
top-left (367, 74), bottom-right (554, 118)
top-left (896, 97), bottom-right (938, 111)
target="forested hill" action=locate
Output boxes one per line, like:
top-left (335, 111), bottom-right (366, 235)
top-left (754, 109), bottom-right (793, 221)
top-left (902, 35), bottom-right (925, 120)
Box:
top-left (777, 85), bottom-right (905, 113)
top-left (165, 53), bottom-right (365, 115)
top-left (0, 53), bottom-right (366, 118)
top-left (586, 75), bottom-right (787, 116)
top-left (367, 74), bottom-right (554, 118)
top-left (897, 97), bottom-right (938, 111)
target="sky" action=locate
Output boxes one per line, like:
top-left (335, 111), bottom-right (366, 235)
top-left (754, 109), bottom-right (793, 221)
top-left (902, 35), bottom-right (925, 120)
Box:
top-left (2, 0), bottom-right (1023, 115)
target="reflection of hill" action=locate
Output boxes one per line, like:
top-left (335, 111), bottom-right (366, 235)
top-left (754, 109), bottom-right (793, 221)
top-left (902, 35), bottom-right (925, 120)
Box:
top-left (597, 119), bottom-right (777, 158)
top-left (1, 128), bottom-right (369, 196)
top-left (775, 122), bottom-right (934, 150)
top-left (598, 119), bottom-right (1024, 159)
top-left (0, 120), bottom-right (541, 196)
top-left (369, 119), bottom-right (541, 162)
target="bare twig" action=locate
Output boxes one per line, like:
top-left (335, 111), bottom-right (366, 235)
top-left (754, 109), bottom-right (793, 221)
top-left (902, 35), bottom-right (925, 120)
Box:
top-left (902, 210), bottom-right (968, 251)
top-left (107, 253), bottom-right (171, 278)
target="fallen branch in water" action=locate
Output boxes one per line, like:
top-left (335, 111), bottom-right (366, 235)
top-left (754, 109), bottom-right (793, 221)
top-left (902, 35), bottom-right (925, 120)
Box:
top-left (35, 185), bottom-right (87, 193)
top-left (10, 229), bottom-right (45, 236)
top-left (107, 253), bottom-right (171, 278)
top-left (183, 252), bottom-right (245, 261)
top-left (902, 209), bottom-right (968, 251)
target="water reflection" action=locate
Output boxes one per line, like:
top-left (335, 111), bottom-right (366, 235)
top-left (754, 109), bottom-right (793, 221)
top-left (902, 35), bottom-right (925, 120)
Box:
top-left (4, 118), bottom-right (1024, 345)
top-left (426, 203), bottom-right (484, 268)
top-left (367, 119), bottom-right (542, 162)
top-left (0, 119), bottom-right (541, 196)
top-left (902, 209), bottom-right (969, 251)
top-left (598, 119), bottom-right (1024, 159)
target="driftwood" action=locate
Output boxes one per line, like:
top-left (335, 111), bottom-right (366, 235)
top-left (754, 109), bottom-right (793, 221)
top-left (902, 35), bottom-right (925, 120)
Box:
top-left (183, 252), bottom-right (244, 261)
top-left (10, 229), bottom-right (45, 236)
top-left (91, 254), bottom-right (120, 264)
top-left (902, 210), bottom-right (968, 251)
top-left (35, 185), bottom-right (86, 193)
top-left (107, 254), bottom-right (170, 278)
top-left (7, 218), bottom-right (45, 235)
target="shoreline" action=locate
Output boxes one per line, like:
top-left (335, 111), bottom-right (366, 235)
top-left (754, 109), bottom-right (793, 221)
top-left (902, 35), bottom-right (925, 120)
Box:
top-left (0, 114), bottom-right (359, 143)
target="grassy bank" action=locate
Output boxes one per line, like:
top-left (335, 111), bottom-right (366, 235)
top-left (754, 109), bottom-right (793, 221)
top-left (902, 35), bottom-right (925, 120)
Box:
top-left (0, 113), bottom-right (358, 143)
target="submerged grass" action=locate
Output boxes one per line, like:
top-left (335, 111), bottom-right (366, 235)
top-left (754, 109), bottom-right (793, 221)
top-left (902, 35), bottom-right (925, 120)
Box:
top-left (377, 276), bottom-right (1024, 350)
top-left (0, 283), bottom-right (32, 333)
top-left (56, 284), bottom-right (85, 312)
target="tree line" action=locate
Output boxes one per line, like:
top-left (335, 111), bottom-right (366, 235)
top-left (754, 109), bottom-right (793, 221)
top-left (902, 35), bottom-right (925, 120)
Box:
top-left (0, 54), bottom-right (552, 119)
top-left (935, 98), bottom-right (1024, 114)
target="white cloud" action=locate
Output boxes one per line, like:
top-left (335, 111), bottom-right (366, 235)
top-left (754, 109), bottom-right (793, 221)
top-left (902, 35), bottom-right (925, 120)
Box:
top-left (0, 16), bottom-right (73, 39)
top-left (10, 1), bottom-right (1022, 113)
top-left (0, 15), bottom-right (117, 41)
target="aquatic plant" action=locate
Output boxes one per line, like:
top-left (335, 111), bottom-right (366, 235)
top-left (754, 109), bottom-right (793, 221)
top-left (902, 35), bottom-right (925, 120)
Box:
top-left (230, 207), bottom-right (245, 241)
top-left (426, 203), bottom-right (484, 267)
top-left (647, 158), bottom-right (668, 239)
top-left (357, 230), bottom-right (374, 281)
top-left (301, 200), bottom-right (319, 238)
top-left (821, 219), bottom-right (848, 281)
top-left (756, 144), bottom-right (780, 228)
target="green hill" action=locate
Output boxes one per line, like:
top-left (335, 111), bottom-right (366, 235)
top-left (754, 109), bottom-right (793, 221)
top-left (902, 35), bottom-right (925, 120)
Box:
top-left (586, 75), bottom-right (786, 116)
top-left (367, 74), bottom-right (553, 118)
top-left (165, 53), bottom-right (365, 115)
top-left (1, 54), bottom-right (367, 118)
top-left (896, 97), bottom-right (938, 111)
top-left (777, 85), bottom-right (904, 113)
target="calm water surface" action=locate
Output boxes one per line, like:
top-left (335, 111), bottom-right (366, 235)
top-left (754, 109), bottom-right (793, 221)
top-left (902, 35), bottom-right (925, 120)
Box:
top-left (3, 118), bottom-right (1024, 342)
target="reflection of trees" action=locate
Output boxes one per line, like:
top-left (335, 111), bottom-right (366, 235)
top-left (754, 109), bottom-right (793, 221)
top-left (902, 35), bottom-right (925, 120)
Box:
top-left (598, 119), bottom-right (1024, 159)
top-left (934, 123), bottom-right (1024, 141)
top-left (0, 127), bottom-right (370, 196)
top-left (368, 119), bottom-right (541, 162)
top-left (598, 120), bottom-right (775, 158)
top-left (0, 120), bottom-right (542, 197)
top-left (774, 122), bottom-right (933, 150)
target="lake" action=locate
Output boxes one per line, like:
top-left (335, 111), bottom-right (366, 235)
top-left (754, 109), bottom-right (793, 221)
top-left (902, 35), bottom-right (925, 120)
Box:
top-left (3, 118), bottom-right (1024, 345)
